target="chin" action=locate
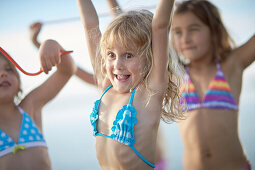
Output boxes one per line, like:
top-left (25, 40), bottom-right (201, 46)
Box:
top-left (115, 86), bottom-right (130, 94)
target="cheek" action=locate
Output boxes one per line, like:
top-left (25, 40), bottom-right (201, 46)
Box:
top-left (12, 78), bottom-right (20, 95)
top-left (197, 34), bottom-right (212, 53)
top-left (173, 37), bottom-right (181, 53)
top-left (105, 60), bottom-right (112, 70)
top-left (132, 60), bottom-right (146, 77)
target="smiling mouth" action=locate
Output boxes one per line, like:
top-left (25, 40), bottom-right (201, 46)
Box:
top-left (183, 47), bottom-right (195, 51)
top-left (114, 74), bottom-right (130, 81)
top-left (0, 81), bottom-right (11, 87)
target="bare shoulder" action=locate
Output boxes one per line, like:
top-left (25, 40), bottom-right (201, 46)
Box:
top-left (227, 35), bottom-right (255, 70)
top-left (136, 84), bottom-right (165, 108)
top-left (97, 76), bottom-right (111, 93)
top-left (19, 94), bottom-right (39, 121)
top-left (134, 86), bottom-right (162, 122)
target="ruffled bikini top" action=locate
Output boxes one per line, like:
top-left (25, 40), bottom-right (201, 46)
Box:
top-left (90, 84), bottom-right (155, 168)
top-left (0, 107), bottom-right (47, 157)
top-left (181, 62), bottom-right (238, 111)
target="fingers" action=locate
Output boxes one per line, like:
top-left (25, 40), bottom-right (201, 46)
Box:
top-left (39, 40), bottom-right (62, 74)
top-left (30, 22), bottom-right (43, 34)
top-left (45, 57), bottom-right (53, 74)
top-left (30, 22), bottom-right (42, 29)
top-left (39, 40), bottom-right (73, 74)
top-left (41, 54), bottom-right (60, 74)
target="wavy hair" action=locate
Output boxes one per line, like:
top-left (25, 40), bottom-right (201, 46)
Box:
top-left (97, 10), bottom-right (185, 122)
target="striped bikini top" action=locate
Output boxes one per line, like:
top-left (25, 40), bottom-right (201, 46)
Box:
top-left (181, 62), bottom-right (238, 111)
top-left (0, 107), bottom-right (47, 157)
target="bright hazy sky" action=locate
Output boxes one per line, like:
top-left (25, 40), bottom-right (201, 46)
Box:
top-left (0, 0), bottom-right (254, 96)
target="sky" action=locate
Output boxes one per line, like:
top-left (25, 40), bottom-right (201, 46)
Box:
top-left (0, 0), bottom-right (254, 96)
top-left (0, 0), bottom-right (255, 169)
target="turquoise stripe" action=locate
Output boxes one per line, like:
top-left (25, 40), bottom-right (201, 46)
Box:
top-left (182, 92), bottom-right (198, 97)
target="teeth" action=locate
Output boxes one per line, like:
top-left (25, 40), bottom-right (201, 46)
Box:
top-left (117, 75), bottom-right (125, 79)
top-left (115, 75), bottom-right (129, 80)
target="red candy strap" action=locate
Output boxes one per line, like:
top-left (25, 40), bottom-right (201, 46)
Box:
top-left (0, 47), bottom-right (72, 76)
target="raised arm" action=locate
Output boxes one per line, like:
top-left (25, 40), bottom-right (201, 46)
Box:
top-left (150, 0), bottom-right (175, 88)
top-left (77, 0), bottom-right (101, 71)
top-left (76, 67), bottom-right (96, 85)
top-left (30, 22), bottom-right (42, 49)
top-left (23, 39), bottom-right (76, 111)
top-left (29, 21), bottom-right (96, 86)
top-left (106, 0), bottom-right (122, 17)
top-left (233, 34), bottom-right (255, 70)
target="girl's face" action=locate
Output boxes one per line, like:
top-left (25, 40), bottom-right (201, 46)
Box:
top-left (0, 57), bottom-right (19, 101)
top-left (105, 42), bottom-right (146, 93)
top-left (172, 12), bottom-right (213, 62)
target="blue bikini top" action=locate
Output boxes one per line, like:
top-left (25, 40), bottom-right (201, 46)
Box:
top-left (0, 107), bottom-right (47, 157)
top-left (90, 84), bottom-right (155, 168)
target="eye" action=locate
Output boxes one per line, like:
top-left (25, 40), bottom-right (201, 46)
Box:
top-left (5, 66), bottom-right (13, 72)
top-left (107, 51), bottom-right (115, 59)
top-left (174, 30), bottom-right (182, 36)
top-left (189, 27), bottom-right (199, 32)
top-left (125, 53), bottom-right (134, 59)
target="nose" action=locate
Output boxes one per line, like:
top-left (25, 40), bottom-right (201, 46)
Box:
top-left (114, 57), bottom-right (124, 70)
top-left (182, 31), bottom-right (191, 44)
top-left (0, 70), bottom-right (7, 78)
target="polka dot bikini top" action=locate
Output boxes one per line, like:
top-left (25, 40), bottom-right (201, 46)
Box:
top-left (0, 106), bottom-right (47, 157)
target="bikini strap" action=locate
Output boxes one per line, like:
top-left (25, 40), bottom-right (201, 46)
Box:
top-left (128, 88), bottom-right (136, 105)
top-left (100, 84), bottom-right (113, 100)
top-left (130, 145), bottom-right (156, 168)
top-left (16, 106), bottom-right (25, 115)
top-left (215, 61), bottom-right (225, 76)
top-left (216, 60), bottom-right (221, 70)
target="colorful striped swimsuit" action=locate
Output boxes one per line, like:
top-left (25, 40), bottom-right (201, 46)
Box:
top-left (181, 62), bottom-right (238, 111)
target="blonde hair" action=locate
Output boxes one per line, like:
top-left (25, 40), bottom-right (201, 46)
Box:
top-left (0, 52), bottom-right (22, 102)
top-left (98, 10), bottom-right (185, 122)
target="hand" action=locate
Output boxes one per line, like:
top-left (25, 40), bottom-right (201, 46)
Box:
top-left (30, 22), bottom-right (42, 40)
top-left (39, 40), bottom-right (62, 74)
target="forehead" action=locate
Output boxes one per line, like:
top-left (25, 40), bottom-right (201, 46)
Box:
top-left (172, 12), bottom-right (204, 29)
top-left (0, 56), bottom-right (9, 66)
top-left (106, 37), bottom-right (138, 52)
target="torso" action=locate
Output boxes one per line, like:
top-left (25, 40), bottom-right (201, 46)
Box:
top-left (0, 147), bottom-right (51, 170)
top-left (0, 105), bottom-right (51, 170)
top-left (95, 84), bottom-right (162, 169)
top-left (179, 58), bottom-right (248, 170)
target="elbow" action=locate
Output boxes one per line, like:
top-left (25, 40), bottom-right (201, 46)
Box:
top-left (152, 19), bottom-right (170, 31)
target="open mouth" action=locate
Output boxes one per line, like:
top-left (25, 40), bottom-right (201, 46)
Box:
top-left (114, 74), bottom-right (130, 82)
top-left (0, 81), bottom-right (11, 87)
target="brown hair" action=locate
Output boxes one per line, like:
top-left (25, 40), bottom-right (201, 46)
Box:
top-left (0, 51), bottom-right (22, 101)
top-left (174, 0), bottom-right (235, 61)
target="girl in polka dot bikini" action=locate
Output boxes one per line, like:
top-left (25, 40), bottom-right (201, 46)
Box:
top-left (0, 40), bottom-right (76, 170)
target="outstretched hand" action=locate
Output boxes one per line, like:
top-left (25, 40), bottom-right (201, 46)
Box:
top-left (30, 22), bottom-right (43, 48)
top-left (30, 22), bottom-right (42, 40)
top-left (39, 40), bottom-right (63, 74)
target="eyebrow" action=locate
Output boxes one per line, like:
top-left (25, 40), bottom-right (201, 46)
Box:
top-left (172, 23), bottom-right (201, 31)
top-left (188, 23), bottom-right (201, 28)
